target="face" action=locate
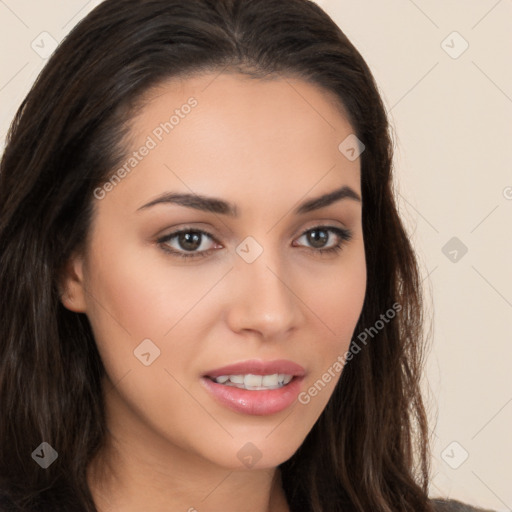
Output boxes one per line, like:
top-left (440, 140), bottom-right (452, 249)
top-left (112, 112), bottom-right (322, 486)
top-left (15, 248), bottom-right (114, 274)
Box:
top-left (62, 72), bottom-right (366, 471)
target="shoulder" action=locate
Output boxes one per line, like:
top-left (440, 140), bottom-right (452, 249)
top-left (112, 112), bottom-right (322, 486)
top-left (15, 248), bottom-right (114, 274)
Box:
top-left (430, 498), bottom-right (497, 512)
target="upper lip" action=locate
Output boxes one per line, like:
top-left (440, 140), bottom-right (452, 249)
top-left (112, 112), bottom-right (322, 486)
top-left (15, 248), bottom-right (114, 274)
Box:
top-left (203, 359), bottom-right (306, 379)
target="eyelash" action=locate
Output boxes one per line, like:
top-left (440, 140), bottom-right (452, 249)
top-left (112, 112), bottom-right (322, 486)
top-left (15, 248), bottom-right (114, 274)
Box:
top-left (157, 225), bottom-right (353, 260)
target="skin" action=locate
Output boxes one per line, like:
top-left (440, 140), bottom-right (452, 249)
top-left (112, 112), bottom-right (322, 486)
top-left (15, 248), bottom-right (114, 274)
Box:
top-left (60, 72), bottom-right (367, 512)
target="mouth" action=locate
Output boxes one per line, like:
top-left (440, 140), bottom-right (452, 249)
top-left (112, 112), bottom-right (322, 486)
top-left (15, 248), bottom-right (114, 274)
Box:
top-left (202, 359), bottom-right (305, 389)
top-left (200, 359), bottom-right (306, 415)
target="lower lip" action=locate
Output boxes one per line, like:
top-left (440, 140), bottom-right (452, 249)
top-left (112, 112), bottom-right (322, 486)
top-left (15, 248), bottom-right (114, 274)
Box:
top-left (200, 376), bottom-right (304, 416)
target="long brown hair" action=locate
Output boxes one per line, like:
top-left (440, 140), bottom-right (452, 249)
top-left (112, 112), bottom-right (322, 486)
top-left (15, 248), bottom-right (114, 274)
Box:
top-left (0, 1), bottom-right (433, 510)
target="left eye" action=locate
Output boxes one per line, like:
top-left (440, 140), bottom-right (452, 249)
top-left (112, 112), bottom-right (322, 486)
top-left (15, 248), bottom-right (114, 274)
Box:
top-left (157, 225), bottom-right (352, 260)
top-left (293, 226), bottom-right (351, 252)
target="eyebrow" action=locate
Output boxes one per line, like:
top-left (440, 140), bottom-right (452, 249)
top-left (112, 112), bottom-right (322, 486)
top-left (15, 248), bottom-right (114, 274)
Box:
top-left (136, 185), bottom-right (361, 216)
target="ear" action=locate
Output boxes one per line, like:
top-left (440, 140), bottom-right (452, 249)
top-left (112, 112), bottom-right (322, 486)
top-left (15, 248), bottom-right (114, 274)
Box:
top-left (58, 251), bottom-right (88, 313)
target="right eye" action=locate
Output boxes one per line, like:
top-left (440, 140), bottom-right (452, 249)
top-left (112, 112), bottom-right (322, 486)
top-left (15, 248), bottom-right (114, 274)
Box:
top-left (157, 228), bottom-right (221, 259)
top-left (156, 224), bottom-right (353, 261)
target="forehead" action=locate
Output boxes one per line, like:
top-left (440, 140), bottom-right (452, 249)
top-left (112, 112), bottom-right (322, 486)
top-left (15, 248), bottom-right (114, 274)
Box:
top-left (101, 72), bottom-right (362, 215)
top-left (136, 71), bottom-right (354, 137)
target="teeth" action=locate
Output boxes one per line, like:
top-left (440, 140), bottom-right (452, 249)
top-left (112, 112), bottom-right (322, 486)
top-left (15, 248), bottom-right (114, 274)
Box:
top-left (244, 374), bottom-right (262, 388)
top-left (211, 373), bottom-right (294, 389)
top-left (262, 374), bottom-right (279, 387)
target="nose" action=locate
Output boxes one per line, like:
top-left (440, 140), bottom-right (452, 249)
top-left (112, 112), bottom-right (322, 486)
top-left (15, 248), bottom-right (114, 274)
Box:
top-left (225, 246), bottom-right (304, 340)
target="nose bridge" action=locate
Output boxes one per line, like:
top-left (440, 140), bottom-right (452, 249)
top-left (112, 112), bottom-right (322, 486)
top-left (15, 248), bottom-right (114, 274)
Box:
top-left (228, 234), bottom-right (301, 336)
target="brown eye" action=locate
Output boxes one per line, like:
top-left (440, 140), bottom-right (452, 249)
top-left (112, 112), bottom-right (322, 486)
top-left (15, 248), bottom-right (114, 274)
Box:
top-left (157, 228), bottom-right (219, 259)
top-left (176, 231), bottom-right (202, 251)
top-left (294, 226), bottom-right (352, 254)
top-left (306, 228), bottom-right (330, 248)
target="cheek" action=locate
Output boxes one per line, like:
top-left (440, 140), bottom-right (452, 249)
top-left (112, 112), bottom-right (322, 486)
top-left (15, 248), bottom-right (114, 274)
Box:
top-left (83, 239), bottom-right (220, 342)
top-left (80, 229), bottom-right (230, 398)
top-left (310, 243), bottom-right (366, 348)
top-left (299, 242), bottom-right (366, 397)
top-left (294, 252), bottom-right (366, 416)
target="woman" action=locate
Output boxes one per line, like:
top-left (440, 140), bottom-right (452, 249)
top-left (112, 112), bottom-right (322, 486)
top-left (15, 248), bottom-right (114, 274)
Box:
top-left (0, 0), bottom-right (496, 511)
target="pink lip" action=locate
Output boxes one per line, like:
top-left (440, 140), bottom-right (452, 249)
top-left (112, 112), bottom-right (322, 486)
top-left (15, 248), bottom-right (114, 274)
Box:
top-left (200, 375), bottom-right (305, 416)
top-left (203, 359), bottom-right (306, 379)
top-left (200, 359), bottom-right (306, 416)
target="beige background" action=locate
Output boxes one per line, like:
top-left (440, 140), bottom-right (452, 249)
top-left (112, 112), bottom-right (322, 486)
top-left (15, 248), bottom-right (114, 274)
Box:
top-left (1, 1), bottom-right (511, 510)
